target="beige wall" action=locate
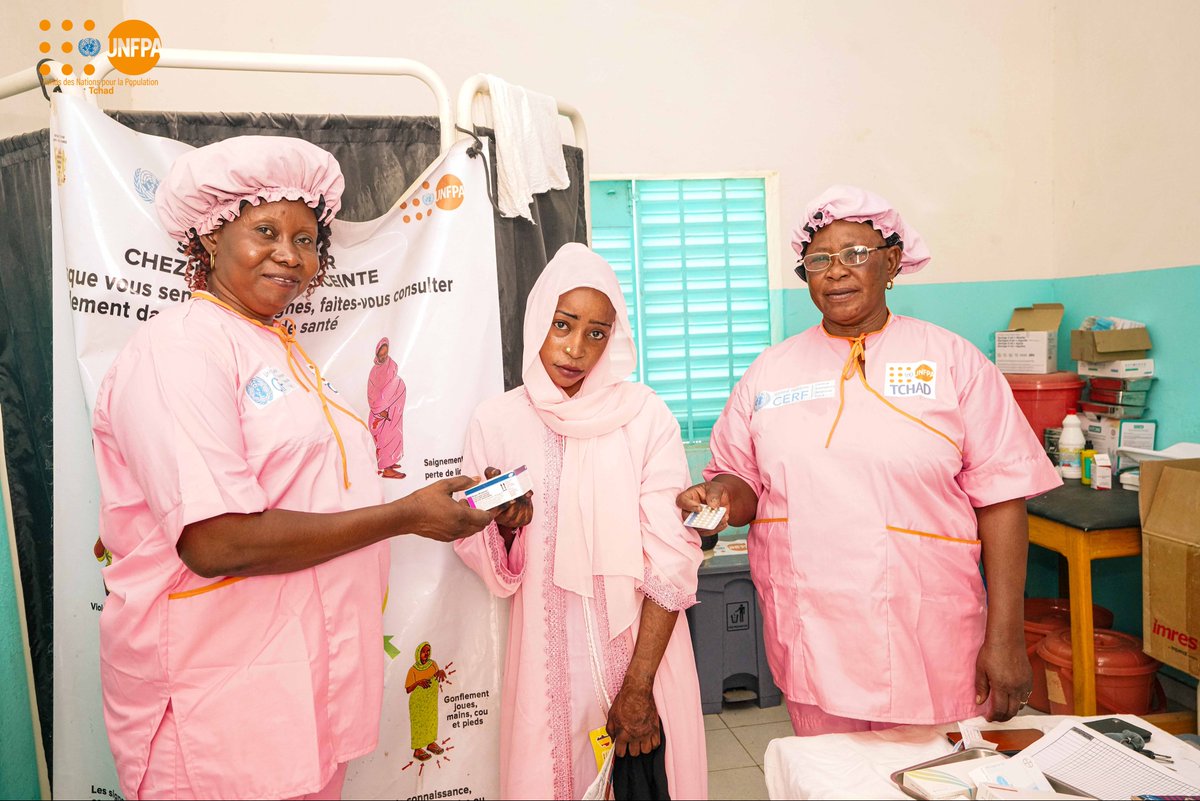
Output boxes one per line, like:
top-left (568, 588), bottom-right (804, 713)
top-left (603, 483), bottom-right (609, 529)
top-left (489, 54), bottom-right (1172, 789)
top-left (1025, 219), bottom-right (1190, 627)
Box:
top-left (1052, 0), bottom-right (1200, 277)
top-left (4, 2), bottom-right (1195, 283)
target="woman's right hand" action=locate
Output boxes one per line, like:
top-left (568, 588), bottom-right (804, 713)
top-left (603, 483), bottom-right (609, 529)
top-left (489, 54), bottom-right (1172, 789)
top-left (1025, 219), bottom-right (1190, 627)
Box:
top-left (675, 481), bottom-right (732, 534)
top-left (400, 476), bottom-right (497, 542)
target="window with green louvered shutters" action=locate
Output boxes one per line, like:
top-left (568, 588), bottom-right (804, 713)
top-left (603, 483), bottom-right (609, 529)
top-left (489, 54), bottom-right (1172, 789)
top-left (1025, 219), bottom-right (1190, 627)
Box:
top-left (590, 178), bottom-right (773, 442)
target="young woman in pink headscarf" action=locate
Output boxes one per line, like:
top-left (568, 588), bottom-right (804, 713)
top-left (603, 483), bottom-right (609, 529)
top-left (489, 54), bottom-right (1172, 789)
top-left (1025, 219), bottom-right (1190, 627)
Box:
top-left (454, 243), bottom-right (707, 800)
top-left (678, 186), bottom-right (1061, 737)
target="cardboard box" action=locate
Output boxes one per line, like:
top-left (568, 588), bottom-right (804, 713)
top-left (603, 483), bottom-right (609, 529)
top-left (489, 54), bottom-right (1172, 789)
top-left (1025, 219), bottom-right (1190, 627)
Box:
top-left (995, 303), bottom-right (1063, 374)
top-left (1140, 459), bottom-right (1200, 678)
top-left (1091, 453), bottom-right (1112, 489)
top-left (1082, 415), bottom-right (1157, 469)
top-left (1070, 327), bottom-right (1152, 362)
top-left (1076, 358), bottom-right (1155, 379)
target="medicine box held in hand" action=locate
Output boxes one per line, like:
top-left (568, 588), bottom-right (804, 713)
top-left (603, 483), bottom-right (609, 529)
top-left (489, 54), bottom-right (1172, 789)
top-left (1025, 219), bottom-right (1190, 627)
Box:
top-left (464, 466), bottom-right (533, 510)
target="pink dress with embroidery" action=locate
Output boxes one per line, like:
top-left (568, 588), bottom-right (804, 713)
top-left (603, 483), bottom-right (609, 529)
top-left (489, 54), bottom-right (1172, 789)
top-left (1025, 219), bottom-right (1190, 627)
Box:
top-left (454, 388), bottom-right (708, 800)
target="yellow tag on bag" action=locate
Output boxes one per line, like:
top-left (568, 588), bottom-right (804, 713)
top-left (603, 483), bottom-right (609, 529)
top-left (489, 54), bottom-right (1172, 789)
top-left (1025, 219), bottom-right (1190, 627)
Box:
top-left (589, 726), bottom-right (613, 770)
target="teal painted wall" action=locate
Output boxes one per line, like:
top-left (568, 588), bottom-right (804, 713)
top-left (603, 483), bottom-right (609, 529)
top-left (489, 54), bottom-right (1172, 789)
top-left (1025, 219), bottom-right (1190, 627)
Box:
top-left (773, 263), bottom-right (1200, 640)
top-left (0, 491), bottom-right (40, 799)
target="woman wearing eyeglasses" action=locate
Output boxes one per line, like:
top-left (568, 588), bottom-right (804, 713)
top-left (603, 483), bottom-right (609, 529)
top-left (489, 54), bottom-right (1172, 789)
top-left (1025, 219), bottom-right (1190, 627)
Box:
top-left (676, 185), bottom-right (1060, 735)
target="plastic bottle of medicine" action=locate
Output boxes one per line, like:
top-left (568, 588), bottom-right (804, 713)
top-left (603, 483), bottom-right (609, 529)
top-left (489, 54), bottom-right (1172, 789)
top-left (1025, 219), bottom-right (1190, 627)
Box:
top-left (1081, 449), bottom-right (1097, 485)
top-left (1059, 410), bottom-right (1086, 480)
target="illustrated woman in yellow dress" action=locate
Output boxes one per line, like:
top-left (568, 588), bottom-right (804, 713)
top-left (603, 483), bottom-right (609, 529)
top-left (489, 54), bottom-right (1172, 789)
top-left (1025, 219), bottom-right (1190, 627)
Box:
top-left (405, 642), bottom-right (447, 761)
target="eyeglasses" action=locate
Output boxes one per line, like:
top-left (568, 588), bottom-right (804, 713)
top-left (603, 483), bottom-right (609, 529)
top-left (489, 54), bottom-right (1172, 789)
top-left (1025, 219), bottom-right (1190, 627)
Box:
top-left (796, 244), bottom-right (895, 276)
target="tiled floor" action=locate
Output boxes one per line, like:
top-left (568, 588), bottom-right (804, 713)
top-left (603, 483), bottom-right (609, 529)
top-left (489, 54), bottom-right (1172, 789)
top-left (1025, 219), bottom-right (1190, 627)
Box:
top-left (705, 700), bottom-right (790, 800)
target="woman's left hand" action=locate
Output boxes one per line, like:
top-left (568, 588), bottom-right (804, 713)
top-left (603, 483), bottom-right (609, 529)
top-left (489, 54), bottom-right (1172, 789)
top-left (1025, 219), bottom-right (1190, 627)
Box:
top-left (607, 679), bottom-right (661, 757)
top-left (974, 636), bottom-right (1033, 722)
top-left (482, 467), bottom-right (534, 530)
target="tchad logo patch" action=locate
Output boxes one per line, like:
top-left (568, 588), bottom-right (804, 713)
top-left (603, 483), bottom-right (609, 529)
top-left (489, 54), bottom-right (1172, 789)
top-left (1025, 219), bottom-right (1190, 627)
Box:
top-left (884, 361), bottom-right (937, 399)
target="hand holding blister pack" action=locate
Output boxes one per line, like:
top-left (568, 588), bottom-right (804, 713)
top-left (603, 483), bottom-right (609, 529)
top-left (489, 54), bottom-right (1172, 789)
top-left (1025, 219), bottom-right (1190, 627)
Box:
top-left (684, 505), bottom-right (726, 530)
top-left (463, 466), bottom-right (533, 510)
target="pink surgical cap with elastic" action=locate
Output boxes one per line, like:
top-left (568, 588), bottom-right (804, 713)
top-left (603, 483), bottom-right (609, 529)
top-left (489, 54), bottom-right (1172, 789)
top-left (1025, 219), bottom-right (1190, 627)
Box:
top-left (154, 135), bottom-right (344, 243)
top-left (790, 184), bottom-right (931, 275)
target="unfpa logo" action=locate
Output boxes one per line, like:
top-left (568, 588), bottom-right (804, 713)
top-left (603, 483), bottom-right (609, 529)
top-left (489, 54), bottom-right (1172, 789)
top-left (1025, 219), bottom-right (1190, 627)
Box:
top-left (107, 20), bottom-right (162, 75)
top-left (435, 174), bottom-right (465, 210)
top-left (399, 175), bottom-right (465, 224)
top-left (37, 18), bottom-right (161, 78)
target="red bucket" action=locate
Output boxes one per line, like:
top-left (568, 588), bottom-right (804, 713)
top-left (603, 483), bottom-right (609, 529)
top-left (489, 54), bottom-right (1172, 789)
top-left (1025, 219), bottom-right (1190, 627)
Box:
top-left (1036, 628), bottom-right (1164, 715)
top-left (1004, 371), bottom-right (1085, 440)
top-left (1023, 598), bottom-right (1114, 712)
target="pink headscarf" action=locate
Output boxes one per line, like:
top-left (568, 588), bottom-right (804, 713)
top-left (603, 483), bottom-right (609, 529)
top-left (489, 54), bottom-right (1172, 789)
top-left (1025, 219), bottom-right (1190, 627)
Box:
top-left (522, 243), bottom-right (654, 638)
top-left (155, 135), bottom-right (345, 243)
top-left (790, 184), bottom-right (931, 274)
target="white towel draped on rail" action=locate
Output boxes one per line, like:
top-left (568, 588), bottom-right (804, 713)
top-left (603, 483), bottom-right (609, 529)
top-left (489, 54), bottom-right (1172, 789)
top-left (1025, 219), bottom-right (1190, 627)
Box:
top-left (484, 74), bottom-right (570, 221)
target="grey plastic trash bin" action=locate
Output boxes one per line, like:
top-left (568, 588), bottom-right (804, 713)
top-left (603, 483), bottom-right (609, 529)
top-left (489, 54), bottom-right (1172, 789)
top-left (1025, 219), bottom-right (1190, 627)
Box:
top-left (686, 545), bottom-right (781, 715)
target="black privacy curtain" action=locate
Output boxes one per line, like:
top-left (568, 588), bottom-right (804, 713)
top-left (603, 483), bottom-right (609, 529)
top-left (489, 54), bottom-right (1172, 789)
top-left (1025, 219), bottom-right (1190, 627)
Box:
top-left (0, 108), bottom-right (587, 778)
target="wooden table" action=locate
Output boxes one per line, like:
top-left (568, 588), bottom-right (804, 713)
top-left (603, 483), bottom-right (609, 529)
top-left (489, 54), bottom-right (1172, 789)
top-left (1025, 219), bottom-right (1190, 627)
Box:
top-left (1026, 482), bottom-right (1141, 716)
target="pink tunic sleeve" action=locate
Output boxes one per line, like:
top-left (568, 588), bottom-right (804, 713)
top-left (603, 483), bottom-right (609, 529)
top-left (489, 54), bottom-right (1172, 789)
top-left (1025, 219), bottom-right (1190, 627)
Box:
top-left (97, 333), bottom-right (268, 542)
top-left (955, 360), bottom-right (1062, 506)
top-left (637, 399), bottom-right (702, 611)
top-left (702, 364), bottom-right (764, 497)
top-left (453, 412), bottom-right (526, 595)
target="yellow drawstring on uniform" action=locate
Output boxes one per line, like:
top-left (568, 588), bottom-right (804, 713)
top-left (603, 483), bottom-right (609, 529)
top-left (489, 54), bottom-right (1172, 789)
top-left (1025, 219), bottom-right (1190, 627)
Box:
top-left (822, 319), bottom-right (962, 456)
top-left (194, 292), bottom-right (370, 489)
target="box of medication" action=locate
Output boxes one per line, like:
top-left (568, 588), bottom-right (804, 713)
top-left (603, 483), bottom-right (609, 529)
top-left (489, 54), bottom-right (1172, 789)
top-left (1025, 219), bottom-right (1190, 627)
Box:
top-left (464, 466), bottom-right (533, 510)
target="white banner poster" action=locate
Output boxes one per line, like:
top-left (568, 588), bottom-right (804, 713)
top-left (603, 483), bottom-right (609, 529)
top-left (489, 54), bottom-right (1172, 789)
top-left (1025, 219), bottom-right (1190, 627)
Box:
top-left (51, 94), bottom-right (506, 800)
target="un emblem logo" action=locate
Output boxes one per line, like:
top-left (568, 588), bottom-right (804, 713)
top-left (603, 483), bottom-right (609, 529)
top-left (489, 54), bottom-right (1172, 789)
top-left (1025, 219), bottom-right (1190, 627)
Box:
top-left (78, 37), bottom-right (102, 58)
top-left (246, 377), bottom-right (272, 406)
top-left (754, 392), bottom-right (771, 411)
top-left (133, 168), bottom-right (160, 203)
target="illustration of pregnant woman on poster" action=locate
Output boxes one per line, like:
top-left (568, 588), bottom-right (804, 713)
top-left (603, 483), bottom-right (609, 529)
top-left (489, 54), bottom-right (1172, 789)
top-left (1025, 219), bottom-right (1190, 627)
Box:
top-left (368, 336), bottom-right (407, 478)
top-left (406, 641), bottom-right (447, 761)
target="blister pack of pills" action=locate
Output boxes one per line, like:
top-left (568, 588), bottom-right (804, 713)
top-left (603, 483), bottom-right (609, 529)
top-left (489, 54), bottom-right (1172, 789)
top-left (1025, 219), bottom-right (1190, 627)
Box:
top-left (683, 505), bottom-right (726, 530)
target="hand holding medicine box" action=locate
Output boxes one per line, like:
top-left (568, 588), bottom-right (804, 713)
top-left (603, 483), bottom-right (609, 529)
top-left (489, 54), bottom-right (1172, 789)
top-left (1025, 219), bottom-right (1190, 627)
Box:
top-left (464, 466), bottom-right (533, 510)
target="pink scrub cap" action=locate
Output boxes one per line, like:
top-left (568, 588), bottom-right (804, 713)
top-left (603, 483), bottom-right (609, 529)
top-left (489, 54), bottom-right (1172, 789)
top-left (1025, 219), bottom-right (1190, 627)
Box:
top-left (154, 135), bottom-right (344, 242)
top-left (790, 184), bottom-right (931, 274)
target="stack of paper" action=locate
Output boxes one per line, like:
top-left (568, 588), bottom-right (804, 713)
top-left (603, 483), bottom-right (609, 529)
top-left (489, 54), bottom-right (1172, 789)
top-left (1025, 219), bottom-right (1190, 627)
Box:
top-left (968, 755), bottom-right (1054, 793)
top-left (1017, 721), bottom-right (1200, 799)
top-left (976, 785), bottom-right (1088, 800)
top-left (902, 754), bottom-right (1007, 799)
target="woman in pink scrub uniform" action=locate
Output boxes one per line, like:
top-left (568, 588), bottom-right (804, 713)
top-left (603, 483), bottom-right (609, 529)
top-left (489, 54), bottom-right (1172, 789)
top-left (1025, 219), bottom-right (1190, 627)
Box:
top-left (91, 136), bottom-right (495, 800)
top-left (677, 186), bottom-right (1061, 736)
top-left (455, 244), bottom-right (707, 800)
